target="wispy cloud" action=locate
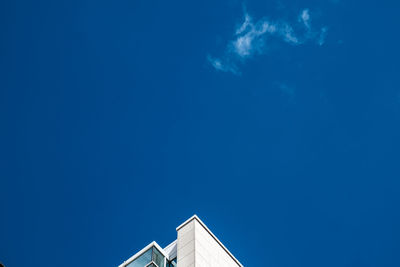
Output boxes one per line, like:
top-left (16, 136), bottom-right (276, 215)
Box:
top-left (299, 9), bottom-right (329, 45)
top-left (207, 55), bottom-right (239, 75)
top-left (209, 8), bottom-right (328, 74)
top-left (318, 27), bottom-right (328, 46)
top-left (232, 19), bottom-right (277, 58)
top-left (299, 9), bottom-right (311, 30)
top-left (279, 23), bottom-right (300, 45)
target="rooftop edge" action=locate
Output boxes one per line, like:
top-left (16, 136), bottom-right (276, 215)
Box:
top-left (176, 215), bottom-right (243, 267)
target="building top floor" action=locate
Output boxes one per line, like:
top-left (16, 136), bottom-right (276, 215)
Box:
top-left (119, 215), bottom-right (242, 267)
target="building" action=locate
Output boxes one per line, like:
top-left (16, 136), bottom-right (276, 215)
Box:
top-left (119, 215), bottom-right (242, 267)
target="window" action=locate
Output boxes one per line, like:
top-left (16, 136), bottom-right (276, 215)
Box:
top-left (126, 249), bottom-right (152, 267)
top-left (152, 247), bottom-right (165, 267)
top-left (126, 246), bottom-right (165, 267)
top-left (166, 258), bottom-right (177, 267)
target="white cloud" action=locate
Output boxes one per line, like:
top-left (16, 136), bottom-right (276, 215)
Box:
top-left (318, 27), bottom-right (328, 46)
top-left (234, 35), bottom-right (254, 57)
top-left (279, 23), bottom-right (300, 45)
top-left (300, 9), bottom-right (311, 30)
top-left (207, 55), bottom-right (239, 75)
top-left (232, 16), bottom-right (277, 58)
top-left (236, 13), bottom-right (252, 35)
top-left (209, 8), bottom-right (328, 74)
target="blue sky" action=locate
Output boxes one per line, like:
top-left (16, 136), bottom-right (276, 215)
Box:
top-left (1, 0), bottom-right (400, 266)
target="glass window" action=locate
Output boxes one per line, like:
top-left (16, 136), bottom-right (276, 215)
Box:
top-left (126, 248), bottom-right (152, 267)
top-left (166, 258), bottom-right (177, 267)
top-left (125, 246), bottom-right (165, 267)
top-left (152, 247), bottom-right (165, 267)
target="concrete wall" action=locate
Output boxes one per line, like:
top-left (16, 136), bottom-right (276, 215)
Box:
top-left (176, 216), bottom-right (242, 267)
top-left (177, 219), bottom-right (195, 267)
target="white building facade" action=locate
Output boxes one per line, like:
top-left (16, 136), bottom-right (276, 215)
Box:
top-left (119, 215), bottom-right (242, 267)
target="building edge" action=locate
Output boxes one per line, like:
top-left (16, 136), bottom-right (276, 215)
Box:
top-left (176, 215), bottom-right (243, 267)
